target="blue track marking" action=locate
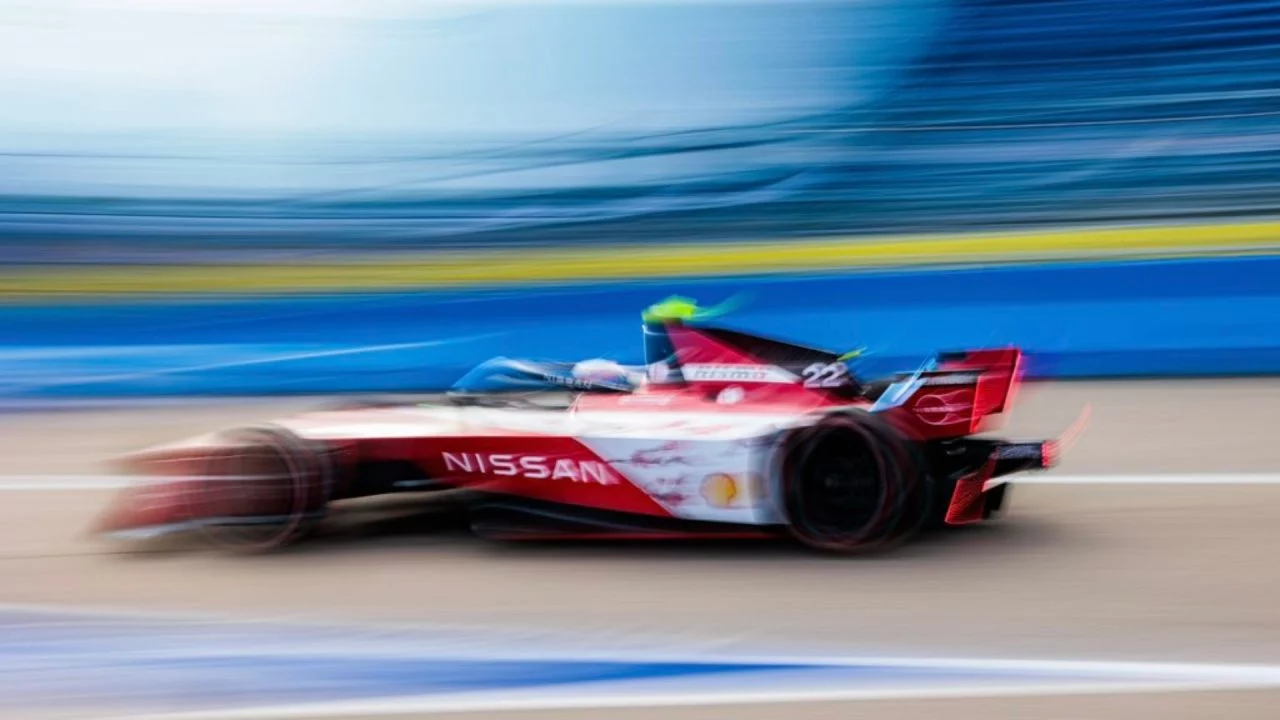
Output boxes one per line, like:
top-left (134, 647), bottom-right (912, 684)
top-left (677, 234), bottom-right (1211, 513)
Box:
top-left (3, 607), bottom-right (1280, 719)
top-left (0, 610), bottom-right (1006, 717)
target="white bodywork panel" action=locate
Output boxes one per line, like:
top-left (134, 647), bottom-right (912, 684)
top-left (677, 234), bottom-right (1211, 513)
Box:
top-left (127, 401), bottom-right (824, 526)
top-left (276, 404), bottom-right (807, 442)
top-left (578, 434), bottom-right (785, 524)
top-left (276, 404), bottom-right (802, 525)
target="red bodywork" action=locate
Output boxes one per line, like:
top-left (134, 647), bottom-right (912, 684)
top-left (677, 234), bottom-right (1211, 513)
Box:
top-left (94, 318), bottom-right (1075, 551)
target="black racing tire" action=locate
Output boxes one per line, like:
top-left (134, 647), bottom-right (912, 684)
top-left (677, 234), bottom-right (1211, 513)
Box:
top-left (184, 424), bottom-right (334, 553)
top-left (777, 409), bottom-right (933, 554)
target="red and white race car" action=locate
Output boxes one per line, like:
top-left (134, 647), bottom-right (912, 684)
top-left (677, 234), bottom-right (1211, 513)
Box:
top-left (95, 298), bottom-right (1086, 554)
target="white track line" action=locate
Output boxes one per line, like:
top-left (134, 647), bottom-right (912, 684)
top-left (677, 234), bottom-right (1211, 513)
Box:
top-left (4, 474), bottom-right (1280, 492)
top-left (110, 678), bottom-right (1280, 720)
top-left (7, 602), bottom-right (1280, 718)
top-left (0, 476), bottom-right (131, 490)
top-left (1, 335), bottom-right (501, 393)
top-left (1010, 474), bottom-right (1280, 486)
top-left (4, 602), bottom-right (1280, 679)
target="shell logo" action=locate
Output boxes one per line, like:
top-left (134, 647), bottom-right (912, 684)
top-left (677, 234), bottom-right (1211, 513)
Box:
top-left (701, 473), bottom-right (739, 508)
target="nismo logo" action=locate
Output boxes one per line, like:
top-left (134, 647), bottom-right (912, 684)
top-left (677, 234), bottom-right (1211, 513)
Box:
top-left (683, 364), bottom-right (796, 383)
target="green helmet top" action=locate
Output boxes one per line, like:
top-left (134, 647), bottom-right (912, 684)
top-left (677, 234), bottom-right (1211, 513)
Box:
top-left (641, 294), bottom-right (865, 362)
top-left (641, 295), bottom-right (741, 325)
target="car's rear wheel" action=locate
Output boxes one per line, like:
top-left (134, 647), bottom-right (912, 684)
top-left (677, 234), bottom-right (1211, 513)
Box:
top-left (777, 410), bottom-right (931, 553)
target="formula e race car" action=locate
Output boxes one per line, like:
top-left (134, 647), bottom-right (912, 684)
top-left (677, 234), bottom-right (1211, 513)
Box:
top-left (94, 297), bottom-right (1086, 554)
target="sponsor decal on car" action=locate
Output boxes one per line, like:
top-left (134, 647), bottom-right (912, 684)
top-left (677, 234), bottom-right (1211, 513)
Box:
top-left (682, 364), bottom-right (797, 384)
top-left (921, 373), bottom-right (981, 386)
top-left (625, 442), bottom-right (691, 468)
top-left (442, 452), bottom-right (618, 485)
top-left (716, 386), bottom-right (746, 404)
top-left (996, 443), bottom-right (1045, 461)
top-left (544, 374), bottom-right (619, 391)
top-left (800, 361), bottom-right (850, 388)
top-left (700, 473), bottom-right (740, 508)
top-left (911, 390), bottom-right (973, 426)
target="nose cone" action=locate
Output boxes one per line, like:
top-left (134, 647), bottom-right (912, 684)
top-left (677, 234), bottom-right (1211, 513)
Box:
top-left (91, 425), bottom-right (334, 551)
top-left (91, 478), bottom-right (199, 539)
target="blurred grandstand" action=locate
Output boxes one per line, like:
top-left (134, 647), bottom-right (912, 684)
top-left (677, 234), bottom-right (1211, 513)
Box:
top-left (1, 0), bottom-right (1278, 264)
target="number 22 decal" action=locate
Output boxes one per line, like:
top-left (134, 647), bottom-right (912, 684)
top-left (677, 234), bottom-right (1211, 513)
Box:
top-left (802, 362), bottom-right (848, 388)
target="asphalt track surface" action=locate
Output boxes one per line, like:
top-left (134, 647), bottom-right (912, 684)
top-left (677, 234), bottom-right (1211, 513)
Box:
top-left (2, 379), bottom-right (1280, 718)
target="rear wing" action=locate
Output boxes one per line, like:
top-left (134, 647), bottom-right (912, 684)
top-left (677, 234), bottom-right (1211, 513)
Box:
top-left (871, 348), bottom-right (1024, 438)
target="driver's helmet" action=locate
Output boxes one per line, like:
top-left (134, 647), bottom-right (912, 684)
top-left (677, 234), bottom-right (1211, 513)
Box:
top-left (571, 359), bottom-right (647, 388)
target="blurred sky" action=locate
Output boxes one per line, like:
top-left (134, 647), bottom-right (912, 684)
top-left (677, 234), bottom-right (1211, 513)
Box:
top-left (0, 0), bottom-right (944, 144)
top-left (6, 0), bottom-right (1275, 254)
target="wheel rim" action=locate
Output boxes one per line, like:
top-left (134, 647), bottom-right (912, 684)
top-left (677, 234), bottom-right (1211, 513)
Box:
top-left (792, 427), bottom-right (886, 540)
top-left (779, 415), bottom-right (909, 552)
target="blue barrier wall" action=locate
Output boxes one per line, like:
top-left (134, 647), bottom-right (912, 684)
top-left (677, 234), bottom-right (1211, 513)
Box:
top-left (4, 256), bottom-right (1279, 399)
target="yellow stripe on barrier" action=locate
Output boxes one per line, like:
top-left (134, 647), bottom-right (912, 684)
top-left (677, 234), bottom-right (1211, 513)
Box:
top-left (4, 220), bottom-right (1280, 298)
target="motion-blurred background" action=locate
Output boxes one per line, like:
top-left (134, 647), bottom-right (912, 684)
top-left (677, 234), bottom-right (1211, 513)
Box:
top-left (3, 5), bottom-right (1280, 720)
top-left (2, 0), bottom-right (1279, 398)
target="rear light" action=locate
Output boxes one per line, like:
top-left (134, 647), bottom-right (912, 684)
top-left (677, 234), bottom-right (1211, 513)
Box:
top-left (1042, 441), bottom-right (1058, 468)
